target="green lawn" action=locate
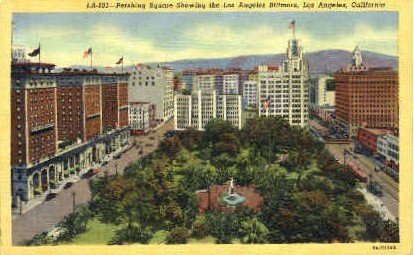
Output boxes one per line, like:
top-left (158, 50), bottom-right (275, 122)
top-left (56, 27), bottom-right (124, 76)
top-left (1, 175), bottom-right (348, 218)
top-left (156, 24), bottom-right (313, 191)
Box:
top-left (70, 218), bottom-right (122, 245)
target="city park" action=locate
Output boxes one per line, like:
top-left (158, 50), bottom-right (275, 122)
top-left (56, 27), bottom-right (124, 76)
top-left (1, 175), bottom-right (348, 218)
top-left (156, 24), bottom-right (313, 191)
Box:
top-left (28, 116), bottom-right (398, 245)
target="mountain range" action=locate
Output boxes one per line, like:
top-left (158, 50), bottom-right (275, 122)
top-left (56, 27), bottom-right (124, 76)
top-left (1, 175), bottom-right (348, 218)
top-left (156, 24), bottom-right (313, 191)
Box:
top-left (67, 50), bottom-right (398, 77)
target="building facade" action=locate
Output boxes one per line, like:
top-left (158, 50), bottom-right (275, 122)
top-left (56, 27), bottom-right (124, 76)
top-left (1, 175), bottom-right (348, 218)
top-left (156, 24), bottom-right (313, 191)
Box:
top-left (222, 73), bottom-right (239, 94)
top-left (357, 127), bottom-right (392, 155)
top-left (181, 69), bottom-right (197, 91)
top-left (242, 81), bottom-right (258, 109)
top-left (11, 63), bottom-right (130, 202)
top-left (128, 64), bottom-right (174, 124)
top-left (129, 102), bottom-right (156, 135)
top-left (174, 90), bottom-right (242, 131)
top-left (193, 74), bottom-right (217, 92)
top-left (258, 38), bottom-right (309, 126)
top-left (310, 76), bottom-right (335, 108)
top-left (377, 133), bottom-right (399, 177)
top-left (334, 47), bottom-right (399, 137)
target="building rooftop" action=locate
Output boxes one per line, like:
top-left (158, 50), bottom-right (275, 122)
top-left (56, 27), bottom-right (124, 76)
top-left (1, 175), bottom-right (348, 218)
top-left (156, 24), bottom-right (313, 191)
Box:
top-left (359, 127), bottom-right (393, 136)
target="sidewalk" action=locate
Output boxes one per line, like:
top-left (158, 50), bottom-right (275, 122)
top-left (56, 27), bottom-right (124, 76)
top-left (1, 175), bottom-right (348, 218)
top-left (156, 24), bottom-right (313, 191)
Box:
top-left (12, 145), bottom-right (129, 218)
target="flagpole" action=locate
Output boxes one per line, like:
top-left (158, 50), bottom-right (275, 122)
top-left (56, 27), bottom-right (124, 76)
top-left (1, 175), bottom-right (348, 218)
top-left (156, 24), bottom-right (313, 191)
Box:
top-left (90, 49), bottom-right (93, 70)
top-left (121, 55), bottom-right (124, 72)
top-left (38, 42), bottom-right (41, 67)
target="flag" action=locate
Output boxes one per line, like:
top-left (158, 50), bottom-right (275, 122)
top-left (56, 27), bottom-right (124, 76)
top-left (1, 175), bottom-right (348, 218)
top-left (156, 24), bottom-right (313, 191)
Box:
top-left (28, 45), bottom-right (40, 57)
top-left (288, 19), bottom-right (295, 29)
top-left (262, 96), bottom-right (271, 109)
top-left (83, 48), bottom-right (92, 59)
top-left (115, 57), bottom-right (123, 65)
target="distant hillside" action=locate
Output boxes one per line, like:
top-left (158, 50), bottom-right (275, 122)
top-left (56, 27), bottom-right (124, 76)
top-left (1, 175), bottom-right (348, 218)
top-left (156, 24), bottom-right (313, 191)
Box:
top-left (66, 50), bottom-right (397, 77)
top-left (151, 50), bottom-right (397, 76)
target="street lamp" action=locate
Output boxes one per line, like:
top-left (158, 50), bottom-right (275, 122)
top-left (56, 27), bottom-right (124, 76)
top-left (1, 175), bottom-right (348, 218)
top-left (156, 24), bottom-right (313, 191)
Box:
top-left (71, 191), bottom-right (76, 213)
top-left (343, 148), bottom-right (350, 165)
top-left (115, 163), bottom-right (118, 175)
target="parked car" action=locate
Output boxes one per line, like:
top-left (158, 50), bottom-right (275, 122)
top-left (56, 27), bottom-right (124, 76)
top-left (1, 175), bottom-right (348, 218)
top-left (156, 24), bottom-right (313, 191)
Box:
top-left (145, 143), bottom-right (153, 147)
top-left (367, 181), bottom-right (383, 197)
top-left (63, 182), bottom-right (73, 189)
top-left (164, 130), bottom-right (177, 138)
top-left (45, 192), bottom-right (58, 201)
top-left (101, 160), bottom-right (108, 166)
top-left (113, 153), bottom-right (121, 159)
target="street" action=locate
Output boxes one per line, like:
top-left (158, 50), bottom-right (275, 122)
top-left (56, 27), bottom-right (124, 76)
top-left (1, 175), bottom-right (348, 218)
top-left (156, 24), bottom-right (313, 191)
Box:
top-left (325, 142), bottom-right (399, 219)
top-left (12, 119), bottom-right (174, 245)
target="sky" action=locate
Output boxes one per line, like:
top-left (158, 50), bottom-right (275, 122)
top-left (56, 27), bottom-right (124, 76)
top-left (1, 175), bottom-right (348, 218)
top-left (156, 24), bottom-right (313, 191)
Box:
top-left (13, 12), bottom-right (398, 67)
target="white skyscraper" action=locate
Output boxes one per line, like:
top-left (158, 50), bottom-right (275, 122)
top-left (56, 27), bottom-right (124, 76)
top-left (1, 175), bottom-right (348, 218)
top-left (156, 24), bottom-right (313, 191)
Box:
top-left (258, 38), bottom-right (309, 126)
top-left (128, 64), bottom-right (174, 124)
top-left (174, 90), bottom-right (242, 131)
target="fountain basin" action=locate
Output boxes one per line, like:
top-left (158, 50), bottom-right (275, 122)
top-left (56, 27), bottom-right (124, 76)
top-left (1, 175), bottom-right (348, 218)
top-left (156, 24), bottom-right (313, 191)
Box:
top-left (221, 193), bottom-right (246, 206)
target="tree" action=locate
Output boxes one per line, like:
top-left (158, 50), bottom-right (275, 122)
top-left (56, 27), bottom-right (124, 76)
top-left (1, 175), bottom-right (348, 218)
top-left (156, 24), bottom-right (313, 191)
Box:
top-left (166, 227), bottom-right (190, 244)
top-left (239, 217), bottom-right (269, 243)
top-left (191, 215), bottom-right (209, 239)
top-left (283, 149), bottom-right (312, 187)
top-left (203, 119), bottom-right (240, 156)
top-left (109, 223), bottom-right (153, 245)
top-left (182, 88), bottom-right (192, 95)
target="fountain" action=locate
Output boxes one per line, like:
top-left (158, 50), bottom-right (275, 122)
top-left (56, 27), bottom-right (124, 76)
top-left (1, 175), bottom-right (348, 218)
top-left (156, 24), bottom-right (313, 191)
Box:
top-left (221, 177), bottom-right (245, 207)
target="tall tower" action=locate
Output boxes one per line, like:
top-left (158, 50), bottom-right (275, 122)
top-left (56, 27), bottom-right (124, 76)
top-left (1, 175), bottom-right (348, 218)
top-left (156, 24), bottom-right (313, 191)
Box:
top-left (351, 46), bottom-right (363, 68)
top-left (258, 28), bottom-right (309, 126)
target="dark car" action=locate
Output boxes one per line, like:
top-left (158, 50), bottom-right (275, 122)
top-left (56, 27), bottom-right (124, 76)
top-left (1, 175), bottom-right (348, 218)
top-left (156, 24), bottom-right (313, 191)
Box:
top-left (145, 143), bottom-right (153, 147)
top-left (45, 192), bottom-right (57, 201)
top-left (101, 161), bottom-right (108, 166)
top-left (164, 130), bottom-right (176, 138)
top-left (82, 171), bottom-right (93, 179)
top-left (63, 182), bottom-right (73, 189)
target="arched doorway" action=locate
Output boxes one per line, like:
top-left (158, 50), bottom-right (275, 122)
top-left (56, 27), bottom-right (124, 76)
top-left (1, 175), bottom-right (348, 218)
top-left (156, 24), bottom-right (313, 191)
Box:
top-left (41, 169), bottom-right (48, 191)
top-left (92, 146), bottom-right (97, 163)
top-left (32, 172), bottom-right (41, 196)
top-left (49, 165), bottom-right (56, 189)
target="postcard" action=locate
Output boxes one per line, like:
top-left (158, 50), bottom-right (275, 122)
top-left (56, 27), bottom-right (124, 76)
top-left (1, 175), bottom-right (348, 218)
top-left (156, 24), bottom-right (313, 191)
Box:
top-left (0, 0), bottom-right (412, 254)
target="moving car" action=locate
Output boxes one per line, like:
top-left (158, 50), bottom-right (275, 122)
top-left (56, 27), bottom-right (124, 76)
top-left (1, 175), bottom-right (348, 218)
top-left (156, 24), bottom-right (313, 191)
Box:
top-left (45, 192), bottom-right (58, 201)
top-left (63, 182), bottom-right (73, 189)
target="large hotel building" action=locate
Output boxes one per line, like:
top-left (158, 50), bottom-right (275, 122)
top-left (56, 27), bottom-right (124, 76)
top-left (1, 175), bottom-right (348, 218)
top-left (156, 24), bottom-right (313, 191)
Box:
top-left (334, 47), bottom-right (399, 137)
top-left (11, 62), bottom-right (130, 202)
top-left (258, 38), bottom-right (309, 126)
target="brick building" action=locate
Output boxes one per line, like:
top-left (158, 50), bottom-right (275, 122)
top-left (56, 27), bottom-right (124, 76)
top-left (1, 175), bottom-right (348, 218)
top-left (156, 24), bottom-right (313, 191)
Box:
top-left (357, 128), bottom-right (392, 155)
top-left (11, 63), bottom-right (58, 167)
top-left (11, 63), bottom-right (130, 202)
top-left (334, 47), bottom-right (399, 137)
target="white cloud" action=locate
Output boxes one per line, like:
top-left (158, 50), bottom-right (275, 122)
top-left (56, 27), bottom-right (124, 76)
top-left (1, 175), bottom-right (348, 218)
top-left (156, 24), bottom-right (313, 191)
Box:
top-left (15, 21), bottom-right (397, 67)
